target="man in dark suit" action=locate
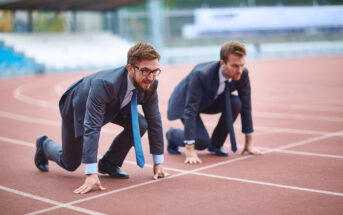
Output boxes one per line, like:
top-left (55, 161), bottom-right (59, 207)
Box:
top-left (34, 42), bottom-right (169, 194)
top-left (167, 41), bottom-right (261, 164)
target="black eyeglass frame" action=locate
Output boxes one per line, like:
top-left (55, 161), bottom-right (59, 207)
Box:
top-left (131, 64), bottom-right (161, 77)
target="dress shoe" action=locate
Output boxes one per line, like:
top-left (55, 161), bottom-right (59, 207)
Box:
top-left (98, 157), bottom-right (129, 179)
top-left (34, 135), bottom-right (49, 172)
top-left (166, 128), bottom-right (181, 155)
top-left (208, 145), bottom-right (228, 157)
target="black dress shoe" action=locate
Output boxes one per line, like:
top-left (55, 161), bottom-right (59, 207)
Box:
top-left (34, 135), bottom-right (49, 172)
top-left (98, 158), bottom-right (129, 179)
top-left (208, 145), bottom-right (228, 157)
top-left (166, 128), bottom-right (181, 155)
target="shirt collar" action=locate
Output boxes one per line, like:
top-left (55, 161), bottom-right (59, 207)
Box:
top-left (127, 73), bottom-right (136, 92)
top-left (219, 68), bottom-right (232, 83)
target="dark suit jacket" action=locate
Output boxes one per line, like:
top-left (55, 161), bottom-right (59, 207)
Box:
top-left (59, 66), bottom-right (164, 163)
top-left (167, 61), bottom-right (253, 141)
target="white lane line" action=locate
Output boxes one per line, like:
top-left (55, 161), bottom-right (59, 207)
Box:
top-left (13, 84), bottom-right (57, 109)
top-left (0, 136), bottom-right (34, 147)
top-left (159, 103), bottom-right (343, 123)
top-left (2, 131), bottom-right (342, 215)
top-left (189, 131), bottom-right (343, 174)
top-left (253, 111), bottom-right (343, 122)
top-left (253, 126), bottom-right (328, 136)
top-left (0, 185), bottom-right (106, 215)
top-left (0, 110), bottom-right (60, 126)
top-left (257, 147), bottom-right (343, 159)
top-left (2, 109), bottom-right (340, 138)
top-left (205, 122), bottom-right (336, 136)
top-left (29, 153), bottom-right (265, 215)
top-left (191, 172), bottom-right (343, 197)
top-left (0, 110), bottom-right (121, 134)
top-left (28, 172), bottom-right (188, 215)
top-left (13, 80), bottom-right (343, 123)
top-left (3, 134), bottom-right (341, 162)
top-left (266, 131), bottom-right (343, 152)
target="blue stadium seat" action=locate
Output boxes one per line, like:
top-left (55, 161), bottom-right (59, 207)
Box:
top-left (0, 42), bottom-right (38, 77)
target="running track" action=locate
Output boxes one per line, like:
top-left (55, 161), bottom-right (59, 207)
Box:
top-left (0, 55), bottom-right (342, 214)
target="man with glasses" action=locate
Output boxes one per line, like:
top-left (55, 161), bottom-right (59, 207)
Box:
top-left (34, 42), bottom-right (169, 194)
top-left (167, 41), bottom-right (261, 164)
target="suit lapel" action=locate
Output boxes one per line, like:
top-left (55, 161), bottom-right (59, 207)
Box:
top-left (119, 70), bottom-right (128, 106)
top-left (209, 62), bottom-right (220, 99)
top-left (102, 68), bottom-right (128, 124)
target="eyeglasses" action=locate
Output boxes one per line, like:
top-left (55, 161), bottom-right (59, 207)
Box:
top-left (131, 64), bottom-right (161, 77)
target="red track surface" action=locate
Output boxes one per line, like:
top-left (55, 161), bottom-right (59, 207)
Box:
top-left (0, 55), bottom-right (342, 214)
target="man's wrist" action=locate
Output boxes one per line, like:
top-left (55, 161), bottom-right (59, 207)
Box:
top-left (152, 154), bottom-right (164, 164)
top-left (85, 163), bottom-right (98, 175)
top-left (245, 132), bottom-right (253, 136)
top-left (185, 144), bottom-right (195, 150)
top-left (184, 140), bottom-right (195, 145)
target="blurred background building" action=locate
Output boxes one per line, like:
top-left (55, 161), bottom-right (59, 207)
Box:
top-left (0, 0), bottom-right (343, 77)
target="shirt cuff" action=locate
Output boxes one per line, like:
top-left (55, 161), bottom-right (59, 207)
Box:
top-left (184, 140), bottom-right (195, 145)
top-left (245, 132), bottom-right (253, 136)
top-left (85, 163), bottom-right (98, 174)
top-left (152, 154), bottom-right (164, 164)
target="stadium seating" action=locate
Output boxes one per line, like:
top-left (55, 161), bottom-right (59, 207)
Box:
top-left (0, 33), bottom-right (132, 75)
top-left (0, 41), bottom-right (38, 77)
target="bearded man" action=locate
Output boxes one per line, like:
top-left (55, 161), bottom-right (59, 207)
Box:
top-left (34, 42), bottom-right (169, 194)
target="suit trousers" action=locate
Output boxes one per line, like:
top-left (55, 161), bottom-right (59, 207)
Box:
top-left (168, 94), bottom-right (241, 150)
top-left (42, 103), bottom-right (147, 172)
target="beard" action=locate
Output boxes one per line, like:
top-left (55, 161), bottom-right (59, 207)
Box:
top-left (133, 72), bottom-right (153, 93)
top-left (232, 73), bottom-right (242, 81)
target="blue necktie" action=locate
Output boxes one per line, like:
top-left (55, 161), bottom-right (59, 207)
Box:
top-left (131, 90), bottom-right (145, 168)
top-left (225, 81), bottom-right (237, 152)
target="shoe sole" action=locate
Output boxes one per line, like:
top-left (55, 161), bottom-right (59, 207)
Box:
top-left (34, 135), bottom-right (49, 172)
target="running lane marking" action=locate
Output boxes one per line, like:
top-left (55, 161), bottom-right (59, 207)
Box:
top-left (1, 131), bottom-right (340, 214)
top-left (0, 185), bottom-right (106, 215)
top-left (191, 172), bottom-right (343, 197)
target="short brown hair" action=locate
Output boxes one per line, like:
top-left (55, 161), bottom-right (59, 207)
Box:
top-left (127, 42), bottom-right (161, 65)
top-left (220, 41), bottom-right (246, 63)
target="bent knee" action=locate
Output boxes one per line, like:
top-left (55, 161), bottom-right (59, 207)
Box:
top-left (195, 139), bottom-right (210, 150)
top-left (63, 162), bottom-right (80, 172)
top-left (231, 96), bottom-right (242, 112)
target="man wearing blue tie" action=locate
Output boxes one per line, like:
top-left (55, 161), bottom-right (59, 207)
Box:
top-left (167, 41), bottom-right (261, 164)
top-left (34, 42), bottom-right (169, 194)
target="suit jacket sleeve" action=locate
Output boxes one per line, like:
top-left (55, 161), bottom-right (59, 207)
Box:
top-left (82, 79), bottom-right (113, 163)
top-left (184, 73), bottom-right (203, 141)
top-left (238, 71), bottom-right (254, 133)
top-left (142, 81), bottom-right (164, 155)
